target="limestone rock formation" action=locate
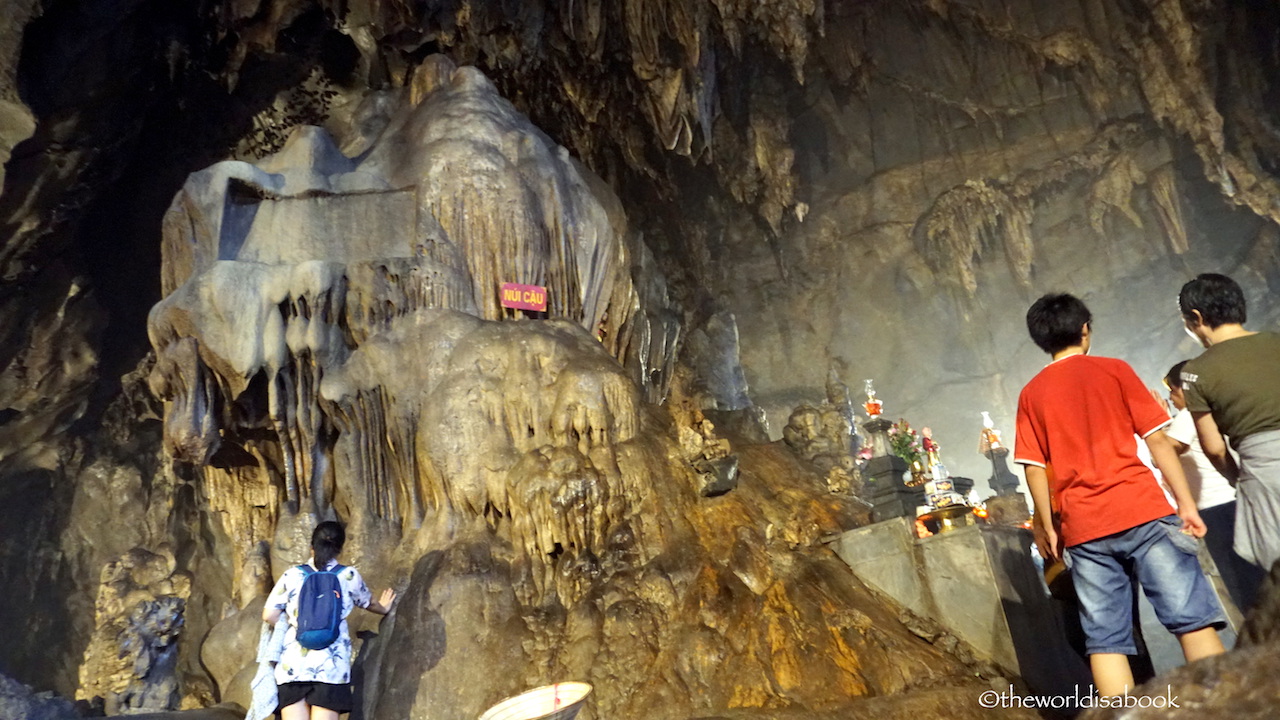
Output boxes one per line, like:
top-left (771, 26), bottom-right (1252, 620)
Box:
top-left (705, 0), bottom-right (1280, 481)
top-left (782, 399), bottom-right (861, 496)
top-left (77, 547), bottom-right (191, 714)
top-left (0, 673), bottom-right (77, 720)
top-left (135, 58), bottom-right (1025, 719)
top-left (4, 0), bottom-right (1280, 716)
top-left (146, 52), bottom-right (668, 595)
top-left (199, 595), bottom-right (266, 709)
top-left (0, 0), bottom-right (37, 191)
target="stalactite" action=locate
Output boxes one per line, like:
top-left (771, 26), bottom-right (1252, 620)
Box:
top-left (1150, 164), bottom-right (1190, 255)
top-left (916, 180), bottom-right (1032, 295)
top-left (342, 258), bottom-right (477, 345)
top-left (1126, 0), bottom-right (1280, 227)
top-left (149, 338), bottom-right (220, 464)
top-left (1088, 153), bottom-right (1146, 237)
top-left (313, 306), bottom-right (649, 607)
top-left (505, 445), bottom-right (611, 605)
top-left (1032, 29), bottom-right (1121, 118)
top-left (905, 120), bottom-right (1181, 295)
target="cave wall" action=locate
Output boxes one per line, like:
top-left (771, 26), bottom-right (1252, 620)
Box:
top-left (0, 0), bottom-right (38, 185)
top-left (716, 0), bottom-right (1280, 481)
top-left (330, 0), bottom-right (1280, 480)
top-left (237, 0), bottom-right (1280, 481)
top-left (136, 66), bottom-right (989, 718)
top-left (2, 0), bottom-right (1280, 704)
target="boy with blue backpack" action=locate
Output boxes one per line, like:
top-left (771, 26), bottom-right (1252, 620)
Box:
top-left (263, 521), bottom-right (396, 719)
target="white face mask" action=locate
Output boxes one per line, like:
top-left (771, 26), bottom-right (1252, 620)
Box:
top-left (1183, 323), bottom-right (1206, 347)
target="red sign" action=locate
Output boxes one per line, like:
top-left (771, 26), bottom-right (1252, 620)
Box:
top-left (500, 283), bottom-right (547, 312)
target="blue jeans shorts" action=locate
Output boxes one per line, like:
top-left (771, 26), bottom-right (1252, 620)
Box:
top-left (1064, 515), bottom-right (1226, 655)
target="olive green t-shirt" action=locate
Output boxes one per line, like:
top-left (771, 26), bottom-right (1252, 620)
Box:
top-left (1182, 331), bottom-right (1280, 442)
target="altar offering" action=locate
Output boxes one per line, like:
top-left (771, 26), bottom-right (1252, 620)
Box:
top-left (863, 379), bottom-right (883, 418)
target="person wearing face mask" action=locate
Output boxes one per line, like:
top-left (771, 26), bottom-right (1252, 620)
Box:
top-left (1178, 273), bottom-right (1280, 584)
top-left (1163, 360), bottom-right (1263, 611)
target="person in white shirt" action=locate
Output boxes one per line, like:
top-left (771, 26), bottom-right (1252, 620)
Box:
top-left (263, 521), bottom-right (396, 720)
top-left (1165, 361), bottom-right (1264, 610)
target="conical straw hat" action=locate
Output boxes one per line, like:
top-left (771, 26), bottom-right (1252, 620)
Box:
top-left (478, 682), bottom-right (593, 720)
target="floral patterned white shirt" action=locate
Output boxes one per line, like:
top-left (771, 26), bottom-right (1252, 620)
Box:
top-left (265, 559), bottom-right (372, 684)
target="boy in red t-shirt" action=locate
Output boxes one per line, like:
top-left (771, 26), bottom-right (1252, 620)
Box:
top-left (1014, 293), bottom-right (1224, 697)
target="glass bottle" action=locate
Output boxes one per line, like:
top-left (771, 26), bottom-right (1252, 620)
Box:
top-left (981, 411), bottom-right (1004, 452)
top-left (863, 379), bottom-right (883, 418)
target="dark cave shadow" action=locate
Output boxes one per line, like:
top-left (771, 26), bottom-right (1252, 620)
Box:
top-left (991, 534), bottom-right (1175, 718)
top-left (988, 535), bottom-right (1093, 718)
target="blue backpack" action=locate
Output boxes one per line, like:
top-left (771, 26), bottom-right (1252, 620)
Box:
top-left (295, 564), bottom-right (346, 650)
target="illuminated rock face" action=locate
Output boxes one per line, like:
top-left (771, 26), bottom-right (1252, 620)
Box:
top-left (141, 59), bottom-right (1016, 719)
top-left (147, 54), bottom-right (672, 594)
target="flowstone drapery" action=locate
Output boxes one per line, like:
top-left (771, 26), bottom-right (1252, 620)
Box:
top-left (148, 54), bottom-right (673, 590)
top-left (140, 57), bottom-right (1029, 720)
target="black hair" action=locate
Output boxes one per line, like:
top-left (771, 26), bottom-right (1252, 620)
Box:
top-left (1165, 360), bottom-right (1188, 390)
top-left (312, 520), bottom-right (345, 569)
top-left (1178, 273), bottom-right (1246, 328)
top-left (1026, 293), bottom-right (1092, 355)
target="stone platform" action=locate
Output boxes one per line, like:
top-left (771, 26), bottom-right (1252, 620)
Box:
top-left (828, 518), bottom-right (1091, 697)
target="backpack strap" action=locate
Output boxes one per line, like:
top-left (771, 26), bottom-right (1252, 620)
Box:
top-left (298, 563), bottom-right (345, 575)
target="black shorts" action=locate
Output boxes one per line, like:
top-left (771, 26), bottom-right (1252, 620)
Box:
top-left (277, 681), bottom-right (354, 714)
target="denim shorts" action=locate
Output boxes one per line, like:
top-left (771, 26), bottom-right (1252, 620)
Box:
top-left (1064, 515), bottom-right (1226, 655)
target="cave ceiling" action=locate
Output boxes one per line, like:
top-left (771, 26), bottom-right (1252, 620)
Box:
top-left (3, 1), bottom-right (1280, 487)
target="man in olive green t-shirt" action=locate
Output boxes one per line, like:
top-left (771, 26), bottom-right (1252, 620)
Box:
top-left (1179, 273), bottom-right (1280, 580)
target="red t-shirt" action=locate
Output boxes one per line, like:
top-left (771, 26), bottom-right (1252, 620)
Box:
top-left (1014, 354), bottom-right (1174, 546)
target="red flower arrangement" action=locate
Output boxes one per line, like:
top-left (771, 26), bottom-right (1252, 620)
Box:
top-left (887, 419), bottom-right (924, 465)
